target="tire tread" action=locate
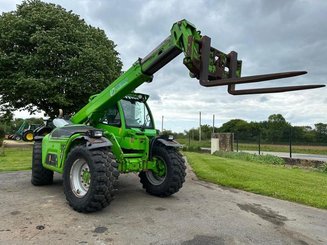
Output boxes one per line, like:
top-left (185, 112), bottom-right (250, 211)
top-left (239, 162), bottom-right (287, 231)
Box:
top-left (63, 146), bottom-right (119, 213)
top-left (139, 146), bottom-right (186, 197)
top-left (31, 141), bottom-right (53, 186)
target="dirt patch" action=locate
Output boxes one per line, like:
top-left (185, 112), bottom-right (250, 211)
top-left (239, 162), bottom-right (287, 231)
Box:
top-left (93, 226), bottom-right (108, 234)
top-left (283, 157), bottom-right (325, 168)
top-left (237, 203), bottom-right (288, 226)
top-left (182, 235), bottom-right (225, 245)
top-left (155, 207), bottom-right (166, 211)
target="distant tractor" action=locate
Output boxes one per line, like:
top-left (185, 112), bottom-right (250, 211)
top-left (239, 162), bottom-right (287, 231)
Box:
top-left (8, 120), bottom-right (41, 142)
top-left (31, 19), bottom-right (324, 213)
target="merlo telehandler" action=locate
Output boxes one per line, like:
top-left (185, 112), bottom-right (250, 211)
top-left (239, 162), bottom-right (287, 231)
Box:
top-left (31, 20), bottom-right (325, 212)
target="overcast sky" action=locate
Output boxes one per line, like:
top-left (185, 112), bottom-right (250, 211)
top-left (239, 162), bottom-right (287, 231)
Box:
top-left (1, 0), bottom-right (326, 132)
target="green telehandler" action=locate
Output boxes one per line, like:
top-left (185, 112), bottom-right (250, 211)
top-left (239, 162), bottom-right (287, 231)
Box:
top-left (31, 20), bottom-right (325, 212)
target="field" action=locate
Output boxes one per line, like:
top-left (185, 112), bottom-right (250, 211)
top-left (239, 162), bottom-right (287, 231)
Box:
top-left (0, 147), bottom-right (32, 172)
top-left (185, 151), bottom-right (327, 209)
top-left (177, 138), bottom-right (327, 155)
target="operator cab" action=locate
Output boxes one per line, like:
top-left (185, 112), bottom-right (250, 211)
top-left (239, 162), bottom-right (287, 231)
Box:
top-left (100, 93), bottom-right (154, 131)
top-left (98, 93), bottom-right (156, 152)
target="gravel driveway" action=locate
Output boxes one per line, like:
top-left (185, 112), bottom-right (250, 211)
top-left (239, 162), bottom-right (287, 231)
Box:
top-left (0, 166), bottom-right (326, 244)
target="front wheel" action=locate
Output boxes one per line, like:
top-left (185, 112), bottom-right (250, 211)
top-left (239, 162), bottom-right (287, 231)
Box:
top-left (139, 146), bottom-right (186, 197)
top-left (63, 146), bottom-right (119, 213)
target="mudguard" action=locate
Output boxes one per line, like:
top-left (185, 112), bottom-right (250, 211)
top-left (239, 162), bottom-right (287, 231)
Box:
top-left (149, 136), bottom-right (182, 160)
top-left (156, 138), bottom-right (182, 147)
top-left (72, 135), bottom-right (112, 150)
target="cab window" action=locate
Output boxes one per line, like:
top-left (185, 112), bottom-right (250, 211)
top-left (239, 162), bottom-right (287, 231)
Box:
top-left (101, 104), bottom-right (121, 126)
top-left (121, 99), bottom-right (153, 129)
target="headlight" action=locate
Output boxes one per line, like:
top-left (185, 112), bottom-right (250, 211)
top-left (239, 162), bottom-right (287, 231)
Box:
top-left (88, 130), bottom-right (103, 138)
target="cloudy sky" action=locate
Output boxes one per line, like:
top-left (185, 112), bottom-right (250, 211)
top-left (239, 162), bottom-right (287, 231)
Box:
top-left (1, 0), bottom-right (326, 132)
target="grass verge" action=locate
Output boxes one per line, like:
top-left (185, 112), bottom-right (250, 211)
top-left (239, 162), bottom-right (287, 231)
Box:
top-left (213, 151), bottom-right (285, 165)
top-left (0, 147), bottom-right (32, 172)
top-left (185, 151), bottom-right (327, 209)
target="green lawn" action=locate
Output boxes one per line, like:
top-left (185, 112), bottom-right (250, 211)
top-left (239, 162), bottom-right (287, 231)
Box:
top-left (185, 151), bottom-right (327, 209)
top-left (0, 147), bottom-right (32, 172)
top-left (178, 138), bottom-right (327, 155)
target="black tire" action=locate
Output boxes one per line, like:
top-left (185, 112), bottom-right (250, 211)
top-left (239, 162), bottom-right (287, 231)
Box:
top-left (139, 146), bottom-right (186, 197)
top-left (22, 130), bottom-right (34, 142)
top-left (63, 146), bottom-right (119, 213)
top-left (31, 141), bottom-right (54, 186)
top-left (14, 135), bottom-right (21, 141)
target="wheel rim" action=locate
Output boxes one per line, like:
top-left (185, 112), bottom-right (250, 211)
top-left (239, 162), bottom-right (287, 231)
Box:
top-left (70, 158), bottom-right (90, 198)
top-left (26, 133), bottom-right (34, 141)
top-left (146, 156), bottom-right (167, 185)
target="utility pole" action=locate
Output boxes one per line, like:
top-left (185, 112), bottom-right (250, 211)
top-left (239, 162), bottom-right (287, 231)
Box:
top-left (212, 114), bottom-right (215, 134)
top-left (161, 115), bottom-right (164, 133)
top-left (199, 111), bottom-right (201, 142)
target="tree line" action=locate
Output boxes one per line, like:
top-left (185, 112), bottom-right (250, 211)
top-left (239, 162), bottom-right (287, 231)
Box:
top-left (163, 114), bottom-right (327, 145)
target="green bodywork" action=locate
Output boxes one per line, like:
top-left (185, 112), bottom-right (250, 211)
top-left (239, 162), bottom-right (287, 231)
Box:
top-left (40, 19), bottom-right (242, 174)
top-left (41, 95), bottom-right (163, 175)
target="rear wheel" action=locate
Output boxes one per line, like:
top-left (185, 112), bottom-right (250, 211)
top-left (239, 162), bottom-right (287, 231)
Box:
top-left (31, 141), bottom-right (54, 186)
top-left (22, 130), bottom-right (34, 142)
top-left (139, 146), bottom-right (186, 197)
top-left (63, 146), bottom-right (119, 213)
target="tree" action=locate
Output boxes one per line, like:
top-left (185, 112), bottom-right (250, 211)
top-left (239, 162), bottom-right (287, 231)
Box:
top-left (0, 0), bottom-right (122, 117)
top-left (314, 123), bottom-right (327, 143)
top-left (219, 119), bottom-right (248, 133)
top-left (268, 114), bottom-right (287, 124)
top-left (0, 109), bottom-right (13, 124)
top-left (200, 124), bottom-right (212, 140)
top-left (218, 119), bottom-right (255, 141)
top-left (266, 114), bottom-right (290, 143)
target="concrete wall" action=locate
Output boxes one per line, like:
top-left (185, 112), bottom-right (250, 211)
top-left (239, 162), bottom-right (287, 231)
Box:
top-left (211, 133), bottom-right (234, 154)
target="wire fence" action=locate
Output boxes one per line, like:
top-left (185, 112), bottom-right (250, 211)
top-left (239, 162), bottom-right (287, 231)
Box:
top-left (179, 126), bottom-right (327, 156)
top-left (233, 127), bottom-right (327, 156)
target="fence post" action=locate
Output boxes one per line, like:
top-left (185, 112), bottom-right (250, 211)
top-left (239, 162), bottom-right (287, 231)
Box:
top-left (258, 130), bottom-right (261, 155)
top-left (289, 126), bottom-right (292, 158)
top-left (199, 111), bottom-right (201, 142)
top-left (236, 133), bottom-right (239, 152)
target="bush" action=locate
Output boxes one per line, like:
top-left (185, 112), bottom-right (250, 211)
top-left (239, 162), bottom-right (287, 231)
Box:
top-left (213, 151), bottom-right (285, 165)
top-left (182, 145), bottom-right (202, 152)
top-left (318, 163), bottom-right (327, 173)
